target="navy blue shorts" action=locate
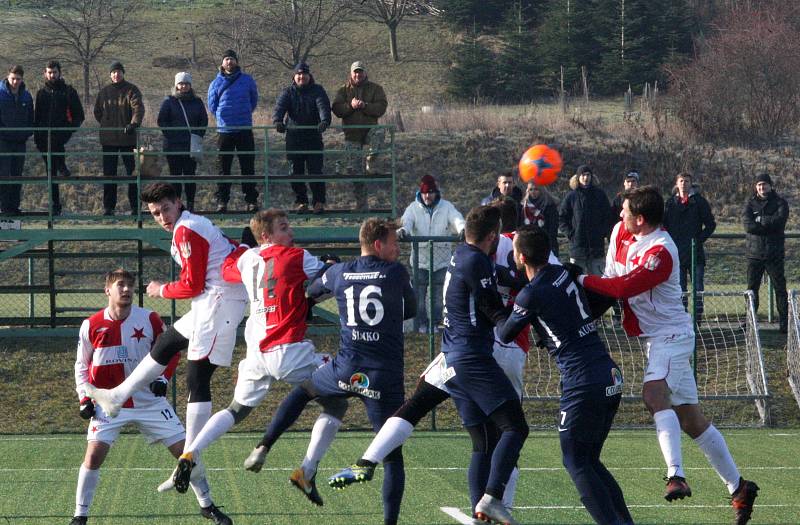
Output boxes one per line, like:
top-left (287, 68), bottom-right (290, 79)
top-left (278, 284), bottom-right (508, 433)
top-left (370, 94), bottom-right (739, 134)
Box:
top-left (558, 383), bottom-right (621, 443)
top-left (311, 359), bottom-right (404, 431)
top-left (443, 352), bottom-right (520, 427)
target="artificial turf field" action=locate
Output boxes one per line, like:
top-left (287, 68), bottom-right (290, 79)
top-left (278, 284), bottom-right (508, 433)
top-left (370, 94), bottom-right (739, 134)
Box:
top-left (1, 429), bottom-right (797, 525)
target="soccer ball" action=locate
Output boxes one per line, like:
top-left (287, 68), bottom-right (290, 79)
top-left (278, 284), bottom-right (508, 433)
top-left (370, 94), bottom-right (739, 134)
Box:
top-left (518, 144), bottom-right (563, 186)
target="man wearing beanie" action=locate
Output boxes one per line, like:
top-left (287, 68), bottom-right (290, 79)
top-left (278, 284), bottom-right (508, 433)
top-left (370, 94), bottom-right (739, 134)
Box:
top-left (207, 49), bottom-right (259, 212)
top-left (743, 173), bottom-right (790, 333)
top-left (398, 174), bottom-right (465, 332)
top-left (93, 61), bottom-right (143, 215)
top-left (156, 71), bottom-right (208, 211)
top-left (272, 62), bottom-right (331, 214)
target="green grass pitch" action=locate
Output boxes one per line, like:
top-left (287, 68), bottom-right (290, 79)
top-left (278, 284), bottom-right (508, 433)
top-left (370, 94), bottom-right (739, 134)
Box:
top-left (1, 430), bottom-right (797, 524)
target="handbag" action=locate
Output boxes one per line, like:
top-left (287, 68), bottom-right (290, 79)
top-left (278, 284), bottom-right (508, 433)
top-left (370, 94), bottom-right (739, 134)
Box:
top-left (178, 98), bottom-right (203, 161)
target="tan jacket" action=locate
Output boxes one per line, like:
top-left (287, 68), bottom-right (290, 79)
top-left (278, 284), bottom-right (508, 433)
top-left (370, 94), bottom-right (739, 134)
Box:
top-left (93, 80), bottom-right (144, 146)
top-left (331, 79), bottom-right (387, 144)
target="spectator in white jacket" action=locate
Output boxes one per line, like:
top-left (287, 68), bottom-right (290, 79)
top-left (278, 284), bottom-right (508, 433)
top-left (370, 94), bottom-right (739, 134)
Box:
top-left (398, 175), bottom-right (465, 332)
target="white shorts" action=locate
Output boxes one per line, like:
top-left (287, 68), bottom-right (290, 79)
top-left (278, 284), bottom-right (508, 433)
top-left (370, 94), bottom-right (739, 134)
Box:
top-left (233, 340), bottom-right (330, 407)
top-left (421, 352), bottom-right (453, 393)
top-left (644, 333), bottom-right (698, 405)
top-left (88, 399), bottom-right (185, 446)
top-left (492, 342), bottom-right (527, 399)
top-left (173, 290), bottom-right (247, 367)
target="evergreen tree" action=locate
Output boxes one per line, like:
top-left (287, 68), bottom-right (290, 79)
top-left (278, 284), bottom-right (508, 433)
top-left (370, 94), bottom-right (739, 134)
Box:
top-left (496, 1), bottom-right (542, 101)
top-left (446, 29), bottom-right (498, 101)
top-left (439, 0), bottom-right (548, 33)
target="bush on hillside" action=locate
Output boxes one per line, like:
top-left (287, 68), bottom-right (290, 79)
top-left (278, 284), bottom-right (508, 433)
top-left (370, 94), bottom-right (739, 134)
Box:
top-left (668, 4), bottom-right (800, 141)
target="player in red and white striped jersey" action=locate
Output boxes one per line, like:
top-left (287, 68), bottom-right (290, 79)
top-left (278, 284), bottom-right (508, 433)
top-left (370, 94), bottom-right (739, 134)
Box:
top-left (84, 184), bottom-right (246, 511)
top-left (172, 209), bottom-right (346, 507)
top-left (578, 187), bottom-right (758, 524)
top-left (70, 269), bottom-right (230, 525)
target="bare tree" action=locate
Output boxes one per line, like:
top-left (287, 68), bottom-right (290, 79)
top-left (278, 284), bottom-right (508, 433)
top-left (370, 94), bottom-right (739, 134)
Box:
top-left (359, 0), bottom-right (439, 62)
top-left (204, 1), bottom-right (263, 71)
top-left (25, 0), bottom-right (143, 104)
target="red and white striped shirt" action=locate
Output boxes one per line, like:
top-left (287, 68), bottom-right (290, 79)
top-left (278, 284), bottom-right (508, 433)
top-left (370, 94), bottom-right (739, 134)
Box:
top-left (582, 222), bottom-right (692, 338)
top-left (161, 210), bottom-right (247, 300)
top-left (75, 306), bottom-right (178, 408)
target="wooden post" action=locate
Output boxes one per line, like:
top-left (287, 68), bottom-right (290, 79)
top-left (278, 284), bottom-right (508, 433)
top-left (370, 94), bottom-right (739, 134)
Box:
top-left (581, 65), bottom-right (589, 105)
top-left (624, 85), bottom-right (632, 115)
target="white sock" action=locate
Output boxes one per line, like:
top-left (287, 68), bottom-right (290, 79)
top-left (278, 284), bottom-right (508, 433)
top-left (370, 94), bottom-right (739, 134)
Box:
top-left (186, 409), bottom-right (235, 455)
top-left (502, 466), bottom-right (520, 511)
top-left (363, 417), bottom-right (414, 464)
top-left (654, 409), bottom-right (684, 478)
top-left (74, 465), bottom-right (100, 517)
top-left (301, 413), bottom-right (342, 478)
top-left (185, 401), bottom-right (212, 452)
top-left (190, 474), bottom-right (213, 508)
top-left (112, 354), bottom-right (166, 401)
top-left (693, 424), bottom-right (741, 494)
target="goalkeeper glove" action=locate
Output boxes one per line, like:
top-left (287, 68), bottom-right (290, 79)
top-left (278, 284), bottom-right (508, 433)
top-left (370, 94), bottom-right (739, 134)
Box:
top-left (149, 378), bottom-right (169, 397)
top-left (79, 397), bottom-right (95, 420)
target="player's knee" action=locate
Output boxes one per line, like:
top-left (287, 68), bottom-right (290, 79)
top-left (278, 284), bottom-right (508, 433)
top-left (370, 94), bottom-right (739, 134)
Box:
top-left (491, 401), bottom-right (529, 438)
top-left (393, 380), bottom-right (447, 426)
top-left (384, 446), bottom-right (403, 464)
top-left (150, 327), bottom-right (188, 366)
top-left (466, 424), bottom-right (491, 454)
top-left (317, 396), bottom-right (348, 420)
top-left (226, 401), bottom-right (253, 424)
top-left (186, 359), bottom-right (216, 403)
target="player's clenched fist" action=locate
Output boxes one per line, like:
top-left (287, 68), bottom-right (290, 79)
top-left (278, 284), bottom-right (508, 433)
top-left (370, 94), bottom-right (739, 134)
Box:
top-left (79, 397), bottom-right (95, 420)
top-left (146, 281), bottom-right (163, 298)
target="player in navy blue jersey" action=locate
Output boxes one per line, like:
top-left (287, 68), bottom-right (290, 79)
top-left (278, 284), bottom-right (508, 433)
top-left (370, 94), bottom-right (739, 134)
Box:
top-left (496, 225), bottom-right (633, 525)
top-left (241, 218), bottom-right (416, 525)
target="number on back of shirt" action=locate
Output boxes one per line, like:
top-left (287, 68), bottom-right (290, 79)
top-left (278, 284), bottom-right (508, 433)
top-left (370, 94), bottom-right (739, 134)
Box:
top-left (566, 282), bottom-right (589, 320)
top-left (344, 285), bottom-right (384, 326)
top-left (252, 258), bottom-right (278, 302)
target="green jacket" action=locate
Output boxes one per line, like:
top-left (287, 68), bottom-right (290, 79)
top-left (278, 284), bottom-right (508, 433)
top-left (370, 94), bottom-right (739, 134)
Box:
top-left (93, 80), bottom-right (144, 147)
top-left (331, 79), bottom-right (387, 144)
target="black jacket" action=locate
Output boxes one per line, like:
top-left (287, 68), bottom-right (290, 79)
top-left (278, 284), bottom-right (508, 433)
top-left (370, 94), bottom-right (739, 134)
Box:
top-left (480, 186), bottom-right (524, 226)
top-left (33, 79), bottom-right (84, 150)
top-left (558, 184), bottom-right (612, 259)
top-left (272, 79), bottom-right (331, 157)
top-left (157, 92), bottom-right (208, 151)
top-left (663, 190), bottom-right (716, 265)
top-left (742, 191), bottom-right (789, 260)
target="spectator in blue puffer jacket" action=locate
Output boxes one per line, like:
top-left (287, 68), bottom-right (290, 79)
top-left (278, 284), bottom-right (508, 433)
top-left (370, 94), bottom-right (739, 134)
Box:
top-left (157, 72), bottom-right (208, 211)
top-left (272, 62), bottom-right (331, 214)
top-left (0, 65), bottom-right (34, 215)
top-left (207, 49), bottom-right (259, 212)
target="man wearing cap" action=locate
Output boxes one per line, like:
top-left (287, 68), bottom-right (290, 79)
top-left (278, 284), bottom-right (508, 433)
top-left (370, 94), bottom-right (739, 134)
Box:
top-left (663, 172), bottom-right (716, 319)
top-left (611, 171), bottom-right (640, 221)
top-left (93, 61), bottom-right (143, 216)
top-left (157, 72), bottom-right (208, 212)
top-left (272, 63), bottom-right (331, 214)
top-left (398, 175), bottom-right (465, 332)
top-left (743, 173), bottom-right (790, 333)
top-left (207, 49), bottom-right (259, 213)
top-left (559, 165), bottom-right (613, 275)
top-left (332, 61), bottom-right (388, 211)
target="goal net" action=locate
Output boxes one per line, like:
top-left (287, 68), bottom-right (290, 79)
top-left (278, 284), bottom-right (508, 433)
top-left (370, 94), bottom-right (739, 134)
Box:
top-left (522, 290), bottom-right (770, 428)
top-left (787, 290), bottom-right (800, 411)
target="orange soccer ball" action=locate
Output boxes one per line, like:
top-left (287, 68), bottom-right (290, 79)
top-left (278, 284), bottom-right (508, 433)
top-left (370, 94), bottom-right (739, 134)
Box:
top-left (518, 144), bottom-right (563, 186)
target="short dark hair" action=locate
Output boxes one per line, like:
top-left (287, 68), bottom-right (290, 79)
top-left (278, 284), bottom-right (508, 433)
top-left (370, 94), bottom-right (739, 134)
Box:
top-left (514, 225), bottom-right (550, 267)
top-left (104, 268), bottom-right (135, 287)
top-left (8, 65), bottom-right (23, 76)
top-left (491, 196), bottom-right (518, 233)
top-left (250, 208), bottom-right (288, 241)
top-left (623, 185), bottom-right (664, 226)
top-left (141, 183), bottom-right (178, 204)
top-left (675, 171), bottom-right (692, 182)
top-left (465, 205), bottom-right (501, 243)
top-left (497, 171), bottom-right (514, 181)
top-left (45, 60), bottom-right (61, 72)
top-left (360, 217), bottom-right (397, 248)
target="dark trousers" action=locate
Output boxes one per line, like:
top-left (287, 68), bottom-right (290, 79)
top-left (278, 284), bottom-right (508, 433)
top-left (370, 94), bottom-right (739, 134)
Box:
top-left (0, 140), bottom-right (26, 213)
top-left (679, 262), bottom-right (706, 316)
top-left (747, 257), bottom-right (788, 330)
top-left (166, 152), bottom-right (197, 209)
top-left (215, 131), bottom-right (258, 205)
top-left (290, 152), bottom-right (325, 205)
top-left (102, 145), bottom-right (137, 213)
top-left (37, 142), bottom-right (68, 213)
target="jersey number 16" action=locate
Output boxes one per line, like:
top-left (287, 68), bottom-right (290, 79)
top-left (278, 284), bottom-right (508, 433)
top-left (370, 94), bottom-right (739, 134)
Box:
top-left (344, 285), bottom-right (384, 327)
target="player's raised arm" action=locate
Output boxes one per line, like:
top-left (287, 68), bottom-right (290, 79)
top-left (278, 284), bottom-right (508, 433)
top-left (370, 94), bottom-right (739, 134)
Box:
top-left (581, 244), bottom-right (672, 299)
top-left (496, 288), bottom-right (535, 345)
top-left (161, 225), bottom-right (210, 299)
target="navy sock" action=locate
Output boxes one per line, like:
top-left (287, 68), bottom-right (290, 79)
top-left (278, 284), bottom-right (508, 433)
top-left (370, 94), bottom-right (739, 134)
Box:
top-left (560, 433), bottom-right (621, 525)
top-left (257, 386), bottom-right (313, 450)
top-left (485, 430), bottom-right (524, 499)
top-left (468, 451), bottom-right (491, 510)
top-left (382, 456), bottom-right (405, 525)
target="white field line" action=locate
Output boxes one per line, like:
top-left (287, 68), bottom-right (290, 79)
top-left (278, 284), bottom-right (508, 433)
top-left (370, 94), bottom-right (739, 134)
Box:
top-left (439, 507), bottom-right (474, 524)
top-left (514, 504), bottom-right (800, 510)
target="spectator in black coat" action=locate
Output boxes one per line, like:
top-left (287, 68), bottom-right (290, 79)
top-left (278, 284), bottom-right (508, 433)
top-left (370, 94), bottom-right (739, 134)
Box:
top-left (558, 165), bottom-right (613, 275)
top-left (742, 173), bottom-right (790, 332)
top-left (272, 63), bottom-right (331, 214)
top-left (33, 60), bottom-right (85, 215)
top-left (663, 172), bottom-right (716, 317)
top-left (157, 72), bottom-right (208, 211)
top-left (522, 181), bottom-right (560, 257)
top-left (611, 171), bottom-right (640, 221)
top-left (0, 65), bottom-right (33, 215)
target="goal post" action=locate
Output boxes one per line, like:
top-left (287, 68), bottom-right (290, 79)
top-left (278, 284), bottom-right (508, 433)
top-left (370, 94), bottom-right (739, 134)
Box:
top-left (787, 290), bottom-right (800, 411)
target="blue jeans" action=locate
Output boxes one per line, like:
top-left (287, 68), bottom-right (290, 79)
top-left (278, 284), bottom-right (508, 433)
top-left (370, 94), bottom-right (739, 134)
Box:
top-left (415, 267), bottom-right (446, 331)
